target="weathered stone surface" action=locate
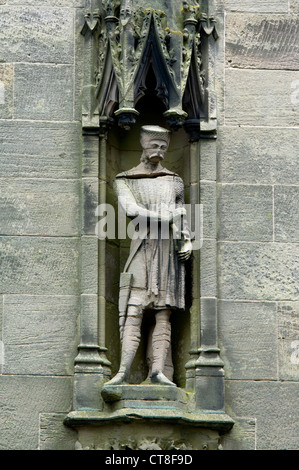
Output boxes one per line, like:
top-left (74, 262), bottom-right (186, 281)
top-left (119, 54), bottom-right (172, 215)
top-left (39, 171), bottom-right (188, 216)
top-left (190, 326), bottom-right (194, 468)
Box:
top-left (277, 302), bottom-right (299, 381)
top-left (39, 413), bottom-right (78, 450)
top-left (0, 295), bottom-right (3, 372)
top-left (81, 236), bottom-right (98, 294)
top-left (199, 139), bottom-right (217, 182)
top-left (74, 8), bottom-right (85, 122)
top-left (3, 295), bottom-right (79, 375)
top-left (0, 236), bottom-right (79, 294)
top-left (83, 178), bottom-right (98, 235)
top-left (274, 186), bottom-right (299, 242)
top-left (8, 0), bottom-right (77, 5)
top-left (201, 182), bottom-right (216, 239)
top-left (226, 14), bottom-right (299, 70)
top-left (0, 376), bottom-right (72, 450)
top-left (217, 184), bottom-right (273, 241)
top-left (105, 300), bottom-right (120, 377)
top-left (217, 127), bottom-right (299, 185)
top-left (105, 242), bottom-right (120, 305)
top-left (14, 64), bottom-right (73, 121)
top-left (225, 380), bottom-right (299, 449)
top-left (290, 0), bottom-right (299, 13)
top-left (220, 417), bottom-right (256, 450)
top-left (79, 294), bottom-right (98, 346)
top-left (214, 12), bottom-right (225, 127)
top-left (225, 69), bottom-right (299, 127)
top-left (0, 63), bottom-right (13, 118)
top-left (0, 7), bottom-right (74, 63)
top-left (0, 179), bottom-right (80, 236)
top-left (0, 121), bottom-right (81, 179)
top-left (218, 301), bottom-right (277, 380)
top-left (225, 0), bottom-right (288, 13)
top-left (82, 136), bottom-right (99, 178)
top-left (218, 242), bottom-right (299, 301)
top-left (76, 421), bottom-right (221, 451)
top-left (200, 239), bottom-right (217, 298)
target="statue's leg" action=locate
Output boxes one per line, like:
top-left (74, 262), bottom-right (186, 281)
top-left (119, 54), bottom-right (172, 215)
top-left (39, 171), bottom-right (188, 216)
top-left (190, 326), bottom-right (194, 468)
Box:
top-left (151, 309), bottom-right (176, 386)
top-left (106, 305), bottom-right (143, 385)
top-left (146, 320), bottom-right (174, 382)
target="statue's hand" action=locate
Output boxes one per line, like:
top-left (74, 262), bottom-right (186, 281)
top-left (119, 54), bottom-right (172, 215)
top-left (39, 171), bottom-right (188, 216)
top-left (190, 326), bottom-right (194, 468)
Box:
top-left (172, 207), bottom-right (186, 222)
top-left (177, 239), bottom-right (193, 262)
top-left (158, 207), bottom-right (186, 224)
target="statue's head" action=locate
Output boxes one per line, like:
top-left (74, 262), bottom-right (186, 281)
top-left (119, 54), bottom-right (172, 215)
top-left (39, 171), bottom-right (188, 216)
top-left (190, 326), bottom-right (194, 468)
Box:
top-left (140, 125), bottom-right (171, 164)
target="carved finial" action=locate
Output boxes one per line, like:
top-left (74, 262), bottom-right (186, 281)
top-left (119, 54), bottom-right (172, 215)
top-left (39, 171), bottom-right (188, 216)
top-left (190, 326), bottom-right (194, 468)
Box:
top-left (81, 8), bottom-right (101, 35)
top-left (199, 14), bottom-right (218, 40)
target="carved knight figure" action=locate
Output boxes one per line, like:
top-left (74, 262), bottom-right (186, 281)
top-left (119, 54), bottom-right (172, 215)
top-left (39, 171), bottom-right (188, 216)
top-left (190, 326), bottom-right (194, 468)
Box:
top-left (107, 125), bottom-right (192, 386)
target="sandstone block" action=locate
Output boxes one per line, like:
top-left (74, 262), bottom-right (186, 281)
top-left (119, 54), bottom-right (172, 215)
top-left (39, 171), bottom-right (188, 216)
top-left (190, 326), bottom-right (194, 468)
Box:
top-left (201, 182), bottom-right (216, 239)
top-left (225, 381), bottom-right (299, 449)
top-left (220, 417), bottom-right (256, 450)
top-left (0, 63), bottom-right (13, 119)
top-left (218, 300), bottom-right (277, 380)
top-left (218, 242), bottom-right (299, 301)
top-left (0, 295), bottom-right (3, 372)
top-left (0, 121), bottom-right (81, 178)
top-left (14, 64), bottom-right (73, 121)
top-left (277, 302), bottom-right (299, 381)
top-left (0, 7), bottom-right (74, 63)
top-left (217, 127), bottom-right (299, 185)
top-left (81, 236), bottom-right (98, 294)
top-left (39, 413), bottom-right (78, 450)
top-left (200, 239), bottom-right (217, 298)
top-left (225, 69), bottom-right (299, 127)
top-left (0, 178), bottom-right (80, 236)
top-left (83, 178), bottom-right (98, 235)
top-left (3, 295), bottom-right (79, 375)
top-left (217, 184), bottom-right (273, 241)
top-left (0, 376), bottom-right (72, 449)
top-left (0, 236), bottom-right (79, 294)
top-left (225, 0), bottom-right (288, 13)
top-left (226, 14), bottom-right (299, 70)
top-left (274, 186), bottom-right (299, 242)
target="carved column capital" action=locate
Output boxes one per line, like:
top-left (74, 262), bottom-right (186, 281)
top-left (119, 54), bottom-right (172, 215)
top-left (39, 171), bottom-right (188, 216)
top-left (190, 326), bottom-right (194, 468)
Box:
top-left (99, 116), bottom-right (114, 138)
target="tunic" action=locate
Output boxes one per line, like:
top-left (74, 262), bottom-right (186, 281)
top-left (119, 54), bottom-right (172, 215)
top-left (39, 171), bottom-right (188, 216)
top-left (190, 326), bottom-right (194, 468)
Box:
top-left (114, 168), bottom-right (191, 311)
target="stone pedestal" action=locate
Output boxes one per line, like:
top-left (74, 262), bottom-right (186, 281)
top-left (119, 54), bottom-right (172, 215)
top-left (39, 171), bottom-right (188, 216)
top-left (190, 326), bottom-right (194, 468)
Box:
top-left (65, 384), bottom-right (234, 450)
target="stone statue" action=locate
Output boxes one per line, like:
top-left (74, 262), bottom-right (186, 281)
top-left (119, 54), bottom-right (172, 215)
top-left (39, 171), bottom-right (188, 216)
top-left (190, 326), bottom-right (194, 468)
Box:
top-left (107, 125), bottom-right (192, 386)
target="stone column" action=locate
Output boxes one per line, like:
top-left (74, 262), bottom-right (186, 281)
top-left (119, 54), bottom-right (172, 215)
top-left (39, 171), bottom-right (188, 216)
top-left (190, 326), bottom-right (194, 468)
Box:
top-left (72, 4), bottom-right (112, 411)
top-left (195, 137), bottom-right (225, 412)
top-left (72, 123), bottom-right (112, 412)
top-left (185, 140), bottom-right (201, 391)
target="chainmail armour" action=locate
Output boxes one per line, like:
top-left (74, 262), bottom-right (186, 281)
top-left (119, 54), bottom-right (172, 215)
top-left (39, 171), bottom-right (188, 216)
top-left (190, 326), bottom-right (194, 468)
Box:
top-left (115, 173), bottom-right (191, 311)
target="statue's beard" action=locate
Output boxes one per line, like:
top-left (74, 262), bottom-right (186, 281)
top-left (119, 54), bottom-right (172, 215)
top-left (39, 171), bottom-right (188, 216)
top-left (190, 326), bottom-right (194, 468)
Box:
top-left (141, 151), bottom-right (164, 169)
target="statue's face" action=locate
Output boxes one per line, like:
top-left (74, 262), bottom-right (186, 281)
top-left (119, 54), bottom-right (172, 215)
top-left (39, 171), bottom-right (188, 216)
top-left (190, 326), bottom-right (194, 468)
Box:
top-left (143, 139), bottom-right (168, 164)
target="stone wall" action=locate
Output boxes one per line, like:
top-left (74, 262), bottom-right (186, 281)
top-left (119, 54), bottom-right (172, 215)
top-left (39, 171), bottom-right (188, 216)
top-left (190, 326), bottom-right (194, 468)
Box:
top-left (0, 0), bottom-right (298, 450)
top-left (0, 0), bottom-right (84, 450)
top-left (216, 0), bottom-right (299, 450)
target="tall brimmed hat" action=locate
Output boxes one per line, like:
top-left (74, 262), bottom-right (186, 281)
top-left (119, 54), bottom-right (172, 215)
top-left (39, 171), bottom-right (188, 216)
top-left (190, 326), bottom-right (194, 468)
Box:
top-left (140, 125), bottom-right (171, 148)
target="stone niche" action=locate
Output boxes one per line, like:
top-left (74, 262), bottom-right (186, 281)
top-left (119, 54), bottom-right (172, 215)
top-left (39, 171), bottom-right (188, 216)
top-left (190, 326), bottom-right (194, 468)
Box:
top-left (64, 0), bottom-right (234, 450)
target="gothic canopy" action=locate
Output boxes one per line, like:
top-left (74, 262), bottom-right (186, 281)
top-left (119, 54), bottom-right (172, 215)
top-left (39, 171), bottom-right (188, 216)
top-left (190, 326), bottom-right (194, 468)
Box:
top-left (82, 0), bottom-right (218, 137)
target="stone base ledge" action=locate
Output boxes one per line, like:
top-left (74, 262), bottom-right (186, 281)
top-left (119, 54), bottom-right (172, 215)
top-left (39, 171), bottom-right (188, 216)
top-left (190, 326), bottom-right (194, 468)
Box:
top-left (101, 384), bottom-right (189, 405)
top-left (65, 384), bottom-right (234, 434)
top-left (64, 408), bottom-right (234, 433)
